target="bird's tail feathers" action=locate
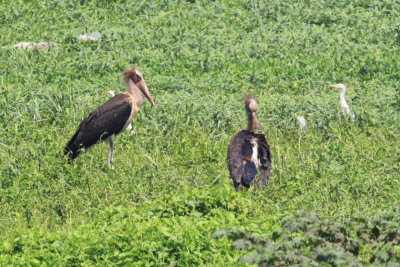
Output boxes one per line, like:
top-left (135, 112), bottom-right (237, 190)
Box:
top-left (64, 134), bottom-right (81, 160)
top-left (242, 161), bottom-right (258, 186)
top-left (64, 144), bottom-right (80, 161)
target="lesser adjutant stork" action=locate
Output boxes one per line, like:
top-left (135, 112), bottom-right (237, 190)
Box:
top-left (227, 96), bottom-right (272, 191)
top-left (64, 67), bottom-right (155, 168)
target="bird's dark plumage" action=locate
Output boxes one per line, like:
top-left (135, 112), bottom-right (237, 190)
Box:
top-left (64, 93), bottom-right (133, 159)
top-left (228, 130), bottom-right (271, 191)
top-left (227, 96), bottom-right (271, 191)
top-left (64, 67), bottom-right (154, 168)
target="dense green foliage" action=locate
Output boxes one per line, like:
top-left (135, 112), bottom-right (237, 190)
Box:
top-left (0, 0), bottom-right (399, 265)
top-left (214, 210), bottom-right (400, 266)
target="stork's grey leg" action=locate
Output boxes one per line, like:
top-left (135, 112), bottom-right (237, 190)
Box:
top-left (107, 135), bottom-right (115, 169)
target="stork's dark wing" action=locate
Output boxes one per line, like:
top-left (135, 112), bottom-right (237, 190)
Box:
top-left (65, 93), bottom-right (132, 159)
top-left (255, 133), bottom-right (272, 188)
top-left (227, 130), bottom-right (258, 190)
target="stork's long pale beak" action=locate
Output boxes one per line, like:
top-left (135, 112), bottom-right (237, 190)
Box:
top-left (138, 81), bottom-right (155, 106)
top-left (328, 84), bottom-right (338, 88)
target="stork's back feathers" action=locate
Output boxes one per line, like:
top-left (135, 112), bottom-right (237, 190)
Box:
top-left (228, 131), bottom-right (271, 190)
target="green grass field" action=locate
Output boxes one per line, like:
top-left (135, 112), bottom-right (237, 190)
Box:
top-left (1, 0), bottom-right (399, 265)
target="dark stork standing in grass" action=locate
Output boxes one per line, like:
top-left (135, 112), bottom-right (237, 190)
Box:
top-left (227, 96), bottom-right (272, 191)
top-left (64, 67), bottom-right (155, 168)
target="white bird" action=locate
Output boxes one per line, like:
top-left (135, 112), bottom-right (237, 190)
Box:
top-left (296, 116), bottom-right (306, 129)
top-left (328, 83), bottom-right (355, 120)
top-left (105, 90), bottom-right (133, 133)
top-left (77, 31), bottom-right (101, 41)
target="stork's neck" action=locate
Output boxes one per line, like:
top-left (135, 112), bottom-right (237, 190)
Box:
top-left (127, 79), bottom-right (143, 106)
top-left (246, 111), bottom-right (258, 133)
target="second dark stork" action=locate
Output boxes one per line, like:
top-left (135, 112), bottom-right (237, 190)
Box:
top-left (64, 67), bottom-right (155, 168)
top-left (227, 96), bottom-right (272, 191)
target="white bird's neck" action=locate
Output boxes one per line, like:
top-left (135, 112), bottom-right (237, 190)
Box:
top-left (339, 92), bottom-right (349, 108)
top-left (127, 79), bottom-right (143, 106)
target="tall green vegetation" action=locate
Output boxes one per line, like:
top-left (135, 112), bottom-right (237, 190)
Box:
top-left (0, 0), bottom-right (399, 265)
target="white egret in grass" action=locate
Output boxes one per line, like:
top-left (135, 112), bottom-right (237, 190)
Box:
top-left (328, 83), bottom-right (355, 120)
top-left (77, 31), bottom-right (101, 41)
top-left (296, 116), bottom-right (306, 129)
top-left (65, 67), bottom-right (155, 169)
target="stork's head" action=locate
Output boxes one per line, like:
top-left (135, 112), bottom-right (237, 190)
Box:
top-left (329, 83), bottom-right (346, 94)
top-left (244, 95), bottom-right (258, 113)
top-left (123, 67), bottom-right (155, 106)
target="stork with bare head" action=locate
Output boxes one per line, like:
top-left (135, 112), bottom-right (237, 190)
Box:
top-left (64, 67), bottom-right (155, 169)
top-left (227, 96), bottom-right (272, 191)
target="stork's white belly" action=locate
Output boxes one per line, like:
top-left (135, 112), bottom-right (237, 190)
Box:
top-left (250, 138), bottom-right (260, 167)
top-left (126, 124), bottom-right (132, 130)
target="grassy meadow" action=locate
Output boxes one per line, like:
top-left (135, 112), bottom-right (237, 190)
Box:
top-left (1, 0), bottom-right (400, 265)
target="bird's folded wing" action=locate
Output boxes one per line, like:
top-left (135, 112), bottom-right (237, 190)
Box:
top-left (74, 94), bottom-right (133, 148)
top-left (228, 130), bottom-right (256, 184)
top-left (256, 134), bottom-right (272, 170)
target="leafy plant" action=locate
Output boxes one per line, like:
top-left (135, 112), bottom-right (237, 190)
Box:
top-left (214, 210), bottom-right (400, 266)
